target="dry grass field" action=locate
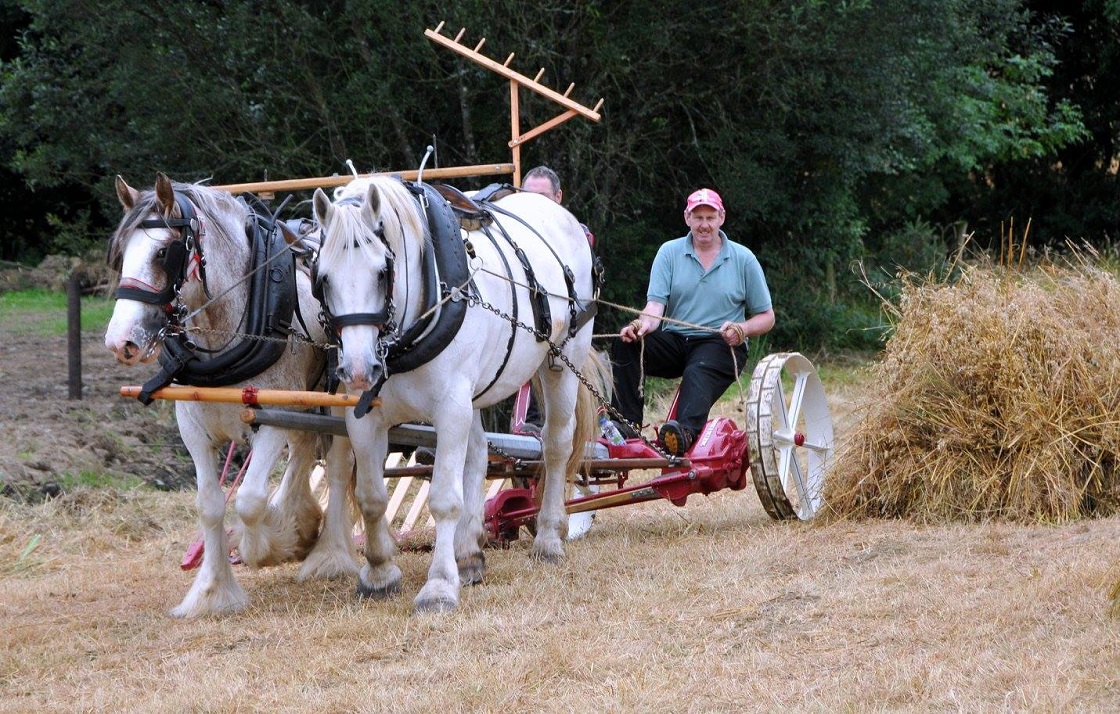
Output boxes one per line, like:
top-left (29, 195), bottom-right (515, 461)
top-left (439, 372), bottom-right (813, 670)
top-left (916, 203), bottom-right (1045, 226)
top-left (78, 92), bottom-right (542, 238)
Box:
top-left (3, 359), bottom-right (1120, 713)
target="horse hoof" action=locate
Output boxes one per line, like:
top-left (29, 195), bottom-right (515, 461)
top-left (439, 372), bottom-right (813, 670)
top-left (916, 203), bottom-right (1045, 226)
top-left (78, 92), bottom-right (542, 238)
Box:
top-left (355, 580), bottom-right (401, 601)
top-left (530, 547), bottom-right (565, 565)
top-left (458, 552), bottom-right (486, 586)
top-left (412, 597), bottom-right (457, 615)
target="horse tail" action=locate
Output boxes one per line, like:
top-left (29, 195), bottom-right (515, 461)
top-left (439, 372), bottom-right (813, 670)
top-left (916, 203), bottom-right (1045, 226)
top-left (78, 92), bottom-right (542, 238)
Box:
top-left (566, 349), bottom-right (615, 480)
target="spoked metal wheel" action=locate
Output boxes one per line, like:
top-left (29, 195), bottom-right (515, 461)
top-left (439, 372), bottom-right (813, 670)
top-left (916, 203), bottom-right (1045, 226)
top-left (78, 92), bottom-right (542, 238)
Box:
top-left (746, 352), bottom-right (834, 520)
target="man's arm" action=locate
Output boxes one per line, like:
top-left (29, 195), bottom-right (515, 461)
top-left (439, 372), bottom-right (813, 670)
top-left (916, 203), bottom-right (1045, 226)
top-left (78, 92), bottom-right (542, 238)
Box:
top-left (620, 301), bottom-right (665, 342)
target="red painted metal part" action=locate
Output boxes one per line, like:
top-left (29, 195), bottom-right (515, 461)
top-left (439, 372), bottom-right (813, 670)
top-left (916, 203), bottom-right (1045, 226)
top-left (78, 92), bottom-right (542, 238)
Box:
top-left (484, 416), bottom-right (749, 544)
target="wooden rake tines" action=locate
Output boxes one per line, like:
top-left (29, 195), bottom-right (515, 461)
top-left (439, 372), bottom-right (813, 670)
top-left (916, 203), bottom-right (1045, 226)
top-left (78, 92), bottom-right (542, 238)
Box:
top-left (309, 453), bottom-right (510, 552)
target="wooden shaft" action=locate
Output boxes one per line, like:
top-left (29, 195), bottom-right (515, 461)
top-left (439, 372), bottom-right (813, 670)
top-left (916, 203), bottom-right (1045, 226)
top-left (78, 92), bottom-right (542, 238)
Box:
top-left (213, 163), bottom-right (514, 195)
top-left (510, 79), bottom-right (522, 186)
top-left (120, 385), bottom-right (377, 408)
top-left (565, 487), bottom-right (662, 513)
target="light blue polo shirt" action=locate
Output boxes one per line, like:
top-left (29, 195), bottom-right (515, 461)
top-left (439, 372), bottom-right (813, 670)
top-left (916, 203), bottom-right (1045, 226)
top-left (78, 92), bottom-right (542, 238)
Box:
top-left (647, 230), bottom-right (772, 336)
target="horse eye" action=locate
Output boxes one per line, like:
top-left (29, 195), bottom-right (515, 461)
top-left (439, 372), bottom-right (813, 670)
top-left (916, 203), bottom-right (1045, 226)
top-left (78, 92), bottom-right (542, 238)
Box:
top-left (155, 247), bottom-right (168, 261)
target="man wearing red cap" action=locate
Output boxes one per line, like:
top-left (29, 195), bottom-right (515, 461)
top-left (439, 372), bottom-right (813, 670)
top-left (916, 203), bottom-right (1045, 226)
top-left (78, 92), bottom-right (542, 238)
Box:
top-left (610, 188), bottom-right (775, 455)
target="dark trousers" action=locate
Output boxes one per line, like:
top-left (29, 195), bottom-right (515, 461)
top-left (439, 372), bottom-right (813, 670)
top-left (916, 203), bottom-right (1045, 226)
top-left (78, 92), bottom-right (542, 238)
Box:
top-left (524, 388), bottom-right (542, 425)
top-left (610, 331), bottom-right (747, 438)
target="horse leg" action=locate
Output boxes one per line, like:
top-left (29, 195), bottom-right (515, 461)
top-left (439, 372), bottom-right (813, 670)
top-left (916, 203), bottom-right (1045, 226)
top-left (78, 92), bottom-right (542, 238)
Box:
top-left (299, 430), bottom-right (359, 581)
top-left (172, 409), bottom-right (247, 617)
top-left (233, 427), bottom-right (296, 567)
top-left (267, 429), bottom-right (324, 560)
top-left (351, 419), bottom-right (402, 599)
top-left (415, 402), bottom-right (472, 614)
top-left (455, 410), bottom-right (488, 586)
top-left (531, 370), bottom-right (579, 563)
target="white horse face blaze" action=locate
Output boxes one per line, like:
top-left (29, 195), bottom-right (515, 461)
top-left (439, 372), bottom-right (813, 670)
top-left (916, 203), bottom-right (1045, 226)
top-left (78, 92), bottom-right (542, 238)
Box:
top-left (105, 226), bottom-right (174, 365)
top-left (322, 252), bottom-right (390, 391)
top-left (312, 187), bottom-right (393, 392)
top-left (105, 299), bottom-right (164, 365)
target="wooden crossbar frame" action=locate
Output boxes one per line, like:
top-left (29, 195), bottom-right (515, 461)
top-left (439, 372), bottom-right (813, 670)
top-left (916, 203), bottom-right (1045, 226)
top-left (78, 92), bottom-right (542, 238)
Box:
top-left (426, 21), bottom-right (603, 187)
top-left (212, 23), bottom-right (601, 196)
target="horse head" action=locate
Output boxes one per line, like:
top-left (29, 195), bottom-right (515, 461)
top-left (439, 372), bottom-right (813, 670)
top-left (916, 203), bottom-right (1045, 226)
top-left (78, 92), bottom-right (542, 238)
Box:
top-left (311, 180), bottom-right (402, 392)
top-left (104, 173), bottom-right (204, 365)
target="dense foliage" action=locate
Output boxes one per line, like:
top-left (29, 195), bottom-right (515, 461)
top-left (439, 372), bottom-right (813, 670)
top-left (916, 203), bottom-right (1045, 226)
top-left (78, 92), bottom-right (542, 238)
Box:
top-left (1, 0), bottom-right (1115, 350)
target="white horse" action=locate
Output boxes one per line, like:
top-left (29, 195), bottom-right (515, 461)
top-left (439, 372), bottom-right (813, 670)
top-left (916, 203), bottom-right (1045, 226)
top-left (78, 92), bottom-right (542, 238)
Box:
top-left (311, 176), bottom-right (604, 613)
top-left (105, 173), bottom-right (357, 617)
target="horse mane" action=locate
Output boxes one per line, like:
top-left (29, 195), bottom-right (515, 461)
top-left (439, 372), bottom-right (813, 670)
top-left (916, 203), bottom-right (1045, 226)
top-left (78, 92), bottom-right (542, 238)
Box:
top-left (324, 176), bottom-right (429, 268)
top-left (107, 181), bottom-right (249, 270)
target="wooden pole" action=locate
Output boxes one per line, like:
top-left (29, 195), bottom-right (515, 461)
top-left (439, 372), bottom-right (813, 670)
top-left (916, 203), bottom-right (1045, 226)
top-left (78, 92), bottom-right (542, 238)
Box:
top-left (119, 385), bottom-right (377, 408)
top-left (509, 108), bottom-right (580, 148)
top-left (510, 79), bottom-right (522, 186)
top-left (212, 163), bottom-right (515, 195)
top-left (67, 271), bottom-right (82, 400)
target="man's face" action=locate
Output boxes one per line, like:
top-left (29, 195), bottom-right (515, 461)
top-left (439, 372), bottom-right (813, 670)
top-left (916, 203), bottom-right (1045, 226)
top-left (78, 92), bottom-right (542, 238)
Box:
top-left (522, 176), bottom-right (562, 203)
top-left (685, 206), bottom-right (725, 246)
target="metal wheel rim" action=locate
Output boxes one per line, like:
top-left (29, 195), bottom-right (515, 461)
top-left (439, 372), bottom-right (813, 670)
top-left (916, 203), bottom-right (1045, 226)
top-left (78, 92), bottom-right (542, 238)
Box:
top-left (747, 352), bottom-right (834, 520)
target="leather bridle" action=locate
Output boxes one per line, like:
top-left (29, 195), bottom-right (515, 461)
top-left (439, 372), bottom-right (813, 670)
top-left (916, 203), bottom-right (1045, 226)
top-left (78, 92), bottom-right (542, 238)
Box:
top-left (112, 192), bottom-right (206, 312)
top-left (312, 203), bottom-right (397, 340)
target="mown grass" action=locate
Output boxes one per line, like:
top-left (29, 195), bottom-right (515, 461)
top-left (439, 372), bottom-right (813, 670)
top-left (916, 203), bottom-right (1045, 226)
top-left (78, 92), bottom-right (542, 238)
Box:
top-left (0, 288), bottom-right (115, 335)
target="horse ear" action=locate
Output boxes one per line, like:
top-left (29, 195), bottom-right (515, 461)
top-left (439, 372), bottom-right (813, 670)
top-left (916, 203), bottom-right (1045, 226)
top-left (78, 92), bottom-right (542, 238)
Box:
top-left (361, 183), bottom-right (381, 228)
top-left (312, 188), bottom-right (333, 228)
top-left (115, 175), bottom-right (140, 211)
top-left (154, 173), bottom-right (175, 214)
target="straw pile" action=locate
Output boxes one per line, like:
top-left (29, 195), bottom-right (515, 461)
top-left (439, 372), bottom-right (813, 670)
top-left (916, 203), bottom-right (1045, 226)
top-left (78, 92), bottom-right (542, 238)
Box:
top-left (826, 257), bottom-right (1120, 522)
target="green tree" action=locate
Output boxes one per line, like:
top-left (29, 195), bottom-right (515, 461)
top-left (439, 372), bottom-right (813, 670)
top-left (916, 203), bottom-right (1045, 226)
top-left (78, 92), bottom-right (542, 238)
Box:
top-left (0, 0), bottom-right (1095, 352)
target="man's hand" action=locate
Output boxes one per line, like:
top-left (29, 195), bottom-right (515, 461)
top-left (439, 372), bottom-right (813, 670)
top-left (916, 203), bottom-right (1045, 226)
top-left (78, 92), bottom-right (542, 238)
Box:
top-left (621, 318), bottom-right (647, 343)
top-left (621, 302), bottom-right (666, 343)
top-left (720, 321), bottom-right (746, 346)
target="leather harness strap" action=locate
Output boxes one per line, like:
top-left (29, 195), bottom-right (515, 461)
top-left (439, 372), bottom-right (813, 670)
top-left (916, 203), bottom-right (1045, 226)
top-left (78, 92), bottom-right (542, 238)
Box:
top-left (132, 192), bottom-right (302, 404)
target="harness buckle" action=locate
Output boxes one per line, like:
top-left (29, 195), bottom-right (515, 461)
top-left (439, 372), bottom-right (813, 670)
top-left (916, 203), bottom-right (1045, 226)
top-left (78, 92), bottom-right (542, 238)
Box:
top-left (547, 350), bottom-right (564, 372)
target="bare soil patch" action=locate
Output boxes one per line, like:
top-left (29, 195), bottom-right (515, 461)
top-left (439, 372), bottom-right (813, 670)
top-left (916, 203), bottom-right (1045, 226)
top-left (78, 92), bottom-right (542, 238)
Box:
top-left (0, 303), bottom-right (194, 501)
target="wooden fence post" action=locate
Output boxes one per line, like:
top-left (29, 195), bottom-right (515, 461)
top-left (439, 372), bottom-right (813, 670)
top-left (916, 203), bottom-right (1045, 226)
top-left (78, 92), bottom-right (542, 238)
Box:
top-left (67, 270), bottom-right (82, 400)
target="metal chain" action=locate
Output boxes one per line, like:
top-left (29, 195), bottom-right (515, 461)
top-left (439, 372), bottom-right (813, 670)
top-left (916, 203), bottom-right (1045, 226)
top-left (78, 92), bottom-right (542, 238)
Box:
top-left (485, 439), bottom-right (522, 465)
top-left (469, 293), bottom-right (680, 462)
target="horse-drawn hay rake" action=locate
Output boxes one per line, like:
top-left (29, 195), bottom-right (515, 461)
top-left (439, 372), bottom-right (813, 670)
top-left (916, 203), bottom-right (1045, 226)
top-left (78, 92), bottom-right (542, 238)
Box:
top-left (108, 24), bottom-right (834, 615)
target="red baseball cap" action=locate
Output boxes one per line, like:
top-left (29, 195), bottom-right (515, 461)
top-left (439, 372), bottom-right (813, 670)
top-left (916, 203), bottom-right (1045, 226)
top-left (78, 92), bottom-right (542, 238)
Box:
top-left (685, 188), bottom-right (724, 214)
